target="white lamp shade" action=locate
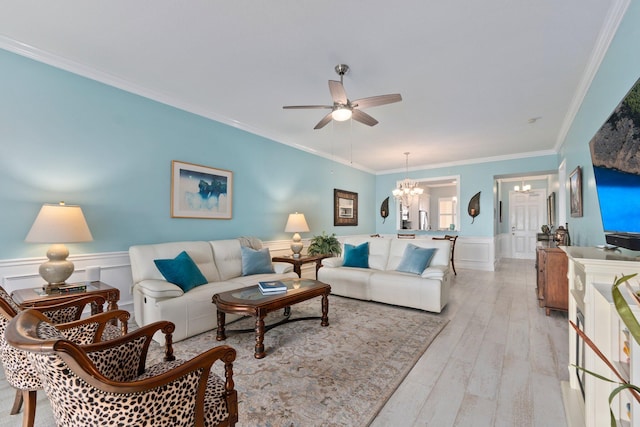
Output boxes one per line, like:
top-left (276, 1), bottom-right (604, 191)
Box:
top-left (25, 203), bottom-right (93, 243)
top-left (25, 203), bottom-right (93, 288)
top-left (284, 213), bottom-right (310, 233)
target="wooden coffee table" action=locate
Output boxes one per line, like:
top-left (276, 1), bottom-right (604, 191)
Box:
top-left (212, 278), bottom-right (330, 359)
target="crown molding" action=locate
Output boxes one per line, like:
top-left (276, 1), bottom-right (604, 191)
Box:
top-left (377, 149), bottom-right (558, 176)
top-left (554, 0), bottom-right (631, 151)
top-left (0, 36), bottom-right (379, 174)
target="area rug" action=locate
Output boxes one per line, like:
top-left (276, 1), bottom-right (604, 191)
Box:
top-left (147, 295), bottom-right (448, 427)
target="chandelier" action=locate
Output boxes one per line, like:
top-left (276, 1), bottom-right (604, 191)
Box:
top-left (514, 181), bottom-right (531, 192)
top-left (392, 152), bottom-right (423, 207)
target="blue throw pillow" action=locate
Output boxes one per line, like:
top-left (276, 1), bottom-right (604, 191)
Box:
top-left (154, 251), bottom-right (208, 292)
top-left (343, 242), bottom-right (369, 268)
top-left (396, 244), bottom-right (437, 275)
top-left (241, 246), bottom-right (275, 276)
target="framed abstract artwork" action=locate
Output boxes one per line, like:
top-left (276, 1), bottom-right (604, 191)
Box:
top-left (171, 160), bottom-right (233, 219)
top-left (569, 166), bottom-right (582, 218)
top-left (334, 189), bottom-right (358, 226)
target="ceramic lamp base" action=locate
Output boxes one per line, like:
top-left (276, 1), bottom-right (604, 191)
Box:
top-left (39, 243), bottom-right (74, 289)
top-left (290, 232), bottom-right (303, 258)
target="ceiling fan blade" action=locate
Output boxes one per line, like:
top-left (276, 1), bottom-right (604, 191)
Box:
top-left (283, 105), bottom-right (333, 109)
top-left (314, 112), bottom-right (334, 130)
top-left (328, 80), bottom-right (348, 104)
top-left (352, 109), bottom-right (379, 127)
top-left (352, 94), bottom-right (402, 109)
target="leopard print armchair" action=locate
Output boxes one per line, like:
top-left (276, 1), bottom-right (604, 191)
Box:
top-left (0, 286), bottom-right (129, 427)
top-left (6, 308), bottom-right (238, 427)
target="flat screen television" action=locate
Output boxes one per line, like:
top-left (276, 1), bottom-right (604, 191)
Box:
top-left (589, 77), bottom-right (640, 251)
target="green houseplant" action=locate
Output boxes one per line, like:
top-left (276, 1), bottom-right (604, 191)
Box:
top-left (571, 273), bottom-right (640, 426)
top-left (307, 232), bottom-right (342, 256)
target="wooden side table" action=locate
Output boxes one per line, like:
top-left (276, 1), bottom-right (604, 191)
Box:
top-left (272, 254), bottom-right (331, 278)
top-left (11, 281), bottom-right (120, 315)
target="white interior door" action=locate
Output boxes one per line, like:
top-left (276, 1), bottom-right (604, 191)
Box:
top-left (509, 189), bottom-right (546, 259)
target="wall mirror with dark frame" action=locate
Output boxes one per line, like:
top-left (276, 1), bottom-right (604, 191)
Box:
top-left (395, 175), bottom-right (460, 232)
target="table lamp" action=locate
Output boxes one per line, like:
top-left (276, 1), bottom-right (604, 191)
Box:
top-left (25, 202), bottom-right (93, 292)
top-left (284, 212), bottom-right (310, 259)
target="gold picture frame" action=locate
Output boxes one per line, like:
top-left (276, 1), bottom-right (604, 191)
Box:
top-left (569, 166), bottom-right (582, 218)
top-left (334, 189), bottom-right (358, 226)
top-left (171, 160), bottom-right (233, 219)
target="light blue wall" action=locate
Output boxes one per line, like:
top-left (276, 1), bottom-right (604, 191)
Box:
top-left (375, 155), bottom-right (559, 237)
top-left (558, 1), bottom-right (640, 249)
top-left (4, 0), bottom-right (640, 262)
top-left (0, 49), bottom-right (375, 260)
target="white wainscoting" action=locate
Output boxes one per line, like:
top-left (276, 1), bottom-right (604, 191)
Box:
top-left (0, 252), bottom-right (134, 307)
top-left (0, 239), bottom-right (299, 308)
top-left (454, 236), bottom-right (496, 272)
top-left (0, 236), bottom-right (499, 307)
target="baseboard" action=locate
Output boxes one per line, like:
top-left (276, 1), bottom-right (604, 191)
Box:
top-left (561, 381), bottom-right (586, 427)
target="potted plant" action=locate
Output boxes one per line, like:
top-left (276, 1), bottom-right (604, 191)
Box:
top-left (307, 232), bottom-right (342, 256)
top-left (571, 273), bottom-right (640, 425)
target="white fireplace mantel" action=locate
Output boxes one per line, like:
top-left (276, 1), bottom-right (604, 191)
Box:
top-left (562, 246), bottom-right (640, 427)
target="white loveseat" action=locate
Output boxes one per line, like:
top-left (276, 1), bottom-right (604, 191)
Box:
top-left (317, 236), bottom-right (451, 313)
top-left (129, 239), bottom-right (297, 342)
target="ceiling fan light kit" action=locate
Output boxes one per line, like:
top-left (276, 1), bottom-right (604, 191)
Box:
top-left (283, 64), bottom-right (402, 129)
top-left (331, 107), bottom-right (352, 122)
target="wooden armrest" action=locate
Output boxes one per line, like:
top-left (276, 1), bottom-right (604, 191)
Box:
top-left (82, 321), bottom-right (176, 375)
top-left (36, 295), bottom-right (109, 322)
top-left (56, 310), bottom-right (130, 344)
top-left (58, 343), bottom-right (237, 426)
top-left (0, 297), bottom-right (18, 318)
top-left (84, 345), bottom-right (236, 391)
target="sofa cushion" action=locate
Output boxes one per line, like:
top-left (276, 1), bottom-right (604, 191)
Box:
top-left (209, 239), bottom-right (243, 280)
top-left (343, 242), bottom-right (369, 268)
top-left (130, 241), bottom-right (221, 284)
top-left (396, 244), bottom-right (436, 275)
top-left (421, 266), bottom-right (447, 279)
top-left (342, 237), bottom-right (390, 270)
top-left (387, 239), bottom-right (451, 270)
top-left (241, 246), bottom-right (275, 276)
top-left (317, 265), bottom-right (373, 300)
top-left (154, 251), bottom-right (208, 292)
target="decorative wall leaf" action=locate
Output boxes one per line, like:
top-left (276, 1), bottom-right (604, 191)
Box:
top-left (468, 191), bottom-right (480, 223)
top-left (380, 197), bottom-right (389, 223)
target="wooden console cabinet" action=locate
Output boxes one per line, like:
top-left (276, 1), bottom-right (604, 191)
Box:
top-left (536, 243), bottom-right (568, 315)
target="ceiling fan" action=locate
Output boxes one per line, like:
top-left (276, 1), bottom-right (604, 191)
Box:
top-left (283, 64), bottom-right (402, 129)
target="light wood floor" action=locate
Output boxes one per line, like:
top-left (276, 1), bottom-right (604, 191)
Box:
top-left (0, 258), bottom-right (568, 427)
top-left (371, 258), bottom-right (569, 427)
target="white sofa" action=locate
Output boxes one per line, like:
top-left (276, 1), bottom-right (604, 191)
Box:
top-left (317, 236), bottom-right (451, 313)
top-left (129, 239), bottom-right (297, 342)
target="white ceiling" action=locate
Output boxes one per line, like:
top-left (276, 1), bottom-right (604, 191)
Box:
top-left (0, 1), bottom-right (624, 173)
